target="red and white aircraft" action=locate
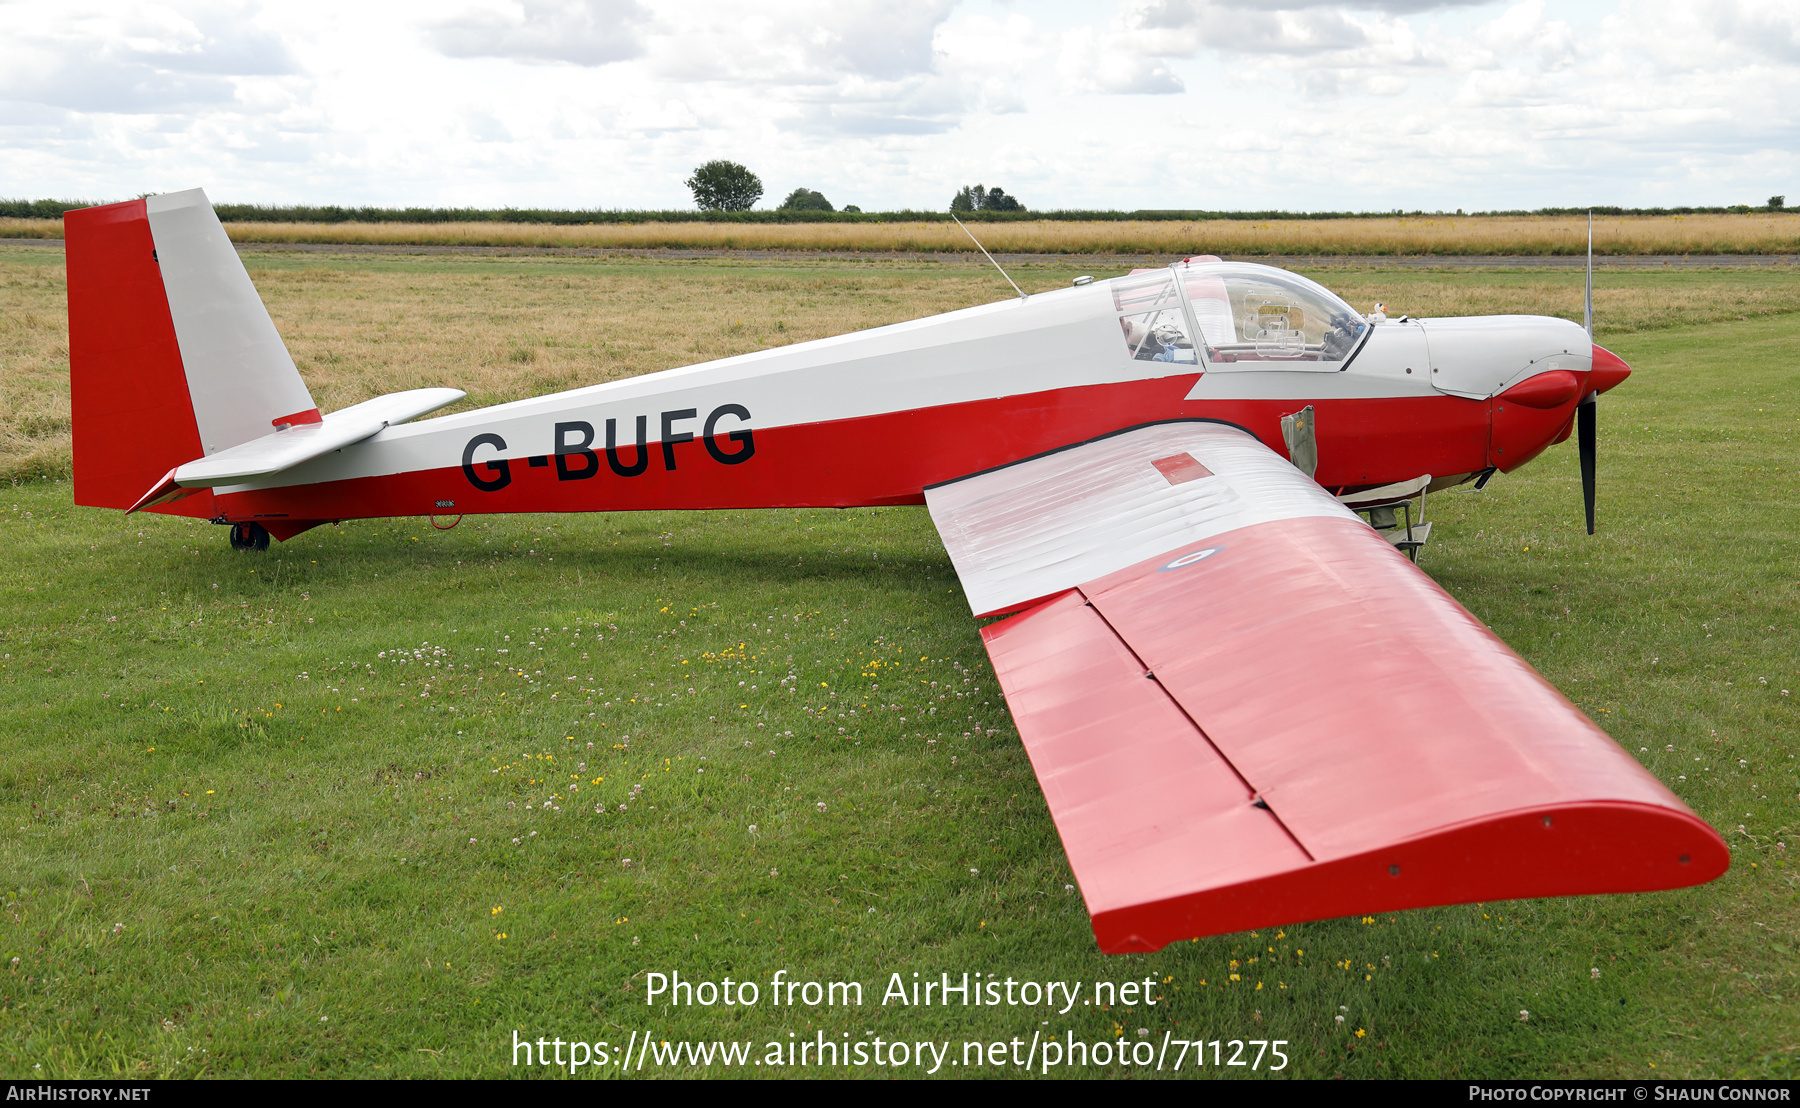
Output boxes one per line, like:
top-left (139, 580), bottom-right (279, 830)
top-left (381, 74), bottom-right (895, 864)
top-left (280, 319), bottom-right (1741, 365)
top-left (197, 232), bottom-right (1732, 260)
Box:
top-left (66, 189), bottom-right (1724, 952)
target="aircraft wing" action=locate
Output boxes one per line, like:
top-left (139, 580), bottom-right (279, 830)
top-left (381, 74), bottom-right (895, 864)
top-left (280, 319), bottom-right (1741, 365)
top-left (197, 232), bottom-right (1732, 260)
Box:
top-left (924, 422), bottom-right (1725, 952)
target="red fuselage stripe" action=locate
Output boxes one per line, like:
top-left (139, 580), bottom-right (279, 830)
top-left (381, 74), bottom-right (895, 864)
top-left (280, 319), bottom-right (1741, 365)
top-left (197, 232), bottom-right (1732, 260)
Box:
top-left (216, 378), bottom-right (1504, 523)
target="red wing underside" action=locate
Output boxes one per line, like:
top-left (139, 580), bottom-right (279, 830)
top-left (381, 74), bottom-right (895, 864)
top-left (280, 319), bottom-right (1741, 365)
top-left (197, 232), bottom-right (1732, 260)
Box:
top-left (926, 423), bottom-right (1726, 952)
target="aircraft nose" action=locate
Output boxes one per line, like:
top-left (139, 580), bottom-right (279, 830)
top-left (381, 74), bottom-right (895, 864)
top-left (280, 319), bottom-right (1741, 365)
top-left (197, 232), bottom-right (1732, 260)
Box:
top-left (1590, 343), bottom-right (1631, 395)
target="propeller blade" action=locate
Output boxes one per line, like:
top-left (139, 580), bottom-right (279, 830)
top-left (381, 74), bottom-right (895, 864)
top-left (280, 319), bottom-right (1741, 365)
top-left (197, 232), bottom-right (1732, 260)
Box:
top-left (1581, 212), bottom-right (1598, 534)
top-left (1578, 392), bottom-right (1598, 535)
top-left (1584, 210), bottom-right (1594, 341)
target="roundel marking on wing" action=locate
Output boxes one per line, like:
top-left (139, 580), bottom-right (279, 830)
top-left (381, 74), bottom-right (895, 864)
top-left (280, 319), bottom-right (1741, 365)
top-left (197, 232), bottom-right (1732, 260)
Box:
top-left (1159, 546), bottom-right (1224, 572)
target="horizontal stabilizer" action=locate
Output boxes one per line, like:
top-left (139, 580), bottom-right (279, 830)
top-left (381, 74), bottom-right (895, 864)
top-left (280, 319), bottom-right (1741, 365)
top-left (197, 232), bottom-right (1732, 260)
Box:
top-left (129, 388), bottom-right (464, 507)
top-left (175, 388), bottom-right (464, 486)
top-left (125, 468), bottom-right (205, 514)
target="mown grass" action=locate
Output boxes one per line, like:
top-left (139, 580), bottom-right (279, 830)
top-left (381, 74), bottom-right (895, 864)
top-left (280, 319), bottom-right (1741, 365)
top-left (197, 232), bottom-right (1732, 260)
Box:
top-left (0, 250), bottom-right (1796, 1079)
top-left (5, 212), bottom-right (1800, 254)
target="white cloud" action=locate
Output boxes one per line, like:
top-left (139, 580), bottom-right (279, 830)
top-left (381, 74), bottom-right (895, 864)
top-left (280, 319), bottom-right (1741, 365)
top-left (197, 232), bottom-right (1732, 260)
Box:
top-left (0, 2), bottom-right (296, 114)
top-left (1604, 0), bottom-right (1800, 70)
top-left (426, 0), bottom-right (648, 67)
top-left (1057, 26), bottom-right (1186, 93)
top-left (793, 0), bottom-right (955, 82)
top-left (1, 0), bottom-right (1796, 212)
top-left (615, 97), bottom-right (700, 134)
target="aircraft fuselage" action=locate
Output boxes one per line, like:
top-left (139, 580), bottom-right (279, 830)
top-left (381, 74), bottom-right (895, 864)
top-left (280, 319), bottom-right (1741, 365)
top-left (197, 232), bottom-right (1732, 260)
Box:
top-left (180, 264), bottom-right (1611, 530)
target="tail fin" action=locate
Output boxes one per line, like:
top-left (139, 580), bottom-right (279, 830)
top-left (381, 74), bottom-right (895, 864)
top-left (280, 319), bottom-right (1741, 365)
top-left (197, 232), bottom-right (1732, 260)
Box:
top-left (66, 188), bottom-right (316, 513)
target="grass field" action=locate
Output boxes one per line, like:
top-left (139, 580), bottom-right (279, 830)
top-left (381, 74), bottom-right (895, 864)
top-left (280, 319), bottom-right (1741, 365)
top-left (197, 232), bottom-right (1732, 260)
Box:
top-left (4, 211), bottom-right (1800, 256)
top-left (0, 248), bottom-right (1796, 1079)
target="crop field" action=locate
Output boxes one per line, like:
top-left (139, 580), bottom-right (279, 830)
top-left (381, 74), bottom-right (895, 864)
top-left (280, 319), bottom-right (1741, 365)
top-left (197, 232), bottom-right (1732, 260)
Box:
top-left (0, 246), bottom-right (1796, 1079)
top-left (4, 211), bottom-right (1800, 256)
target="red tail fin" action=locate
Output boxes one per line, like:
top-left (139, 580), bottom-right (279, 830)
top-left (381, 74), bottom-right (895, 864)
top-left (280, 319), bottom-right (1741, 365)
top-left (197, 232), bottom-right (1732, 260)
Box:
top-left (65, 200), bottom-right (213, 517)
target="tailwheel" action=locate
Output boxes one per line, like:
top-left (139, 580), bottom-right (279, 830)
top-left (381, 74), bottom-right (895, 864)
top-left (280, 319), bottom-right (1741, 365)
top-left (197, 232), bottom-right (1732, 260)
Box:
top-left (228, 522), bottom-right (271, 552)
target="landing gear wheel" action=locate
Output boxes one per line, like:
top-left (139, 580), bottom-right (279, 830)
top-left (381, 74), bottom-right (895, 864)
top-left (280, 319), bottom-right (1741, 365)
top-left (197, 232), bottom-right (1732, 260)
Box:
top-left (228, 522), bottom-right (270, 552)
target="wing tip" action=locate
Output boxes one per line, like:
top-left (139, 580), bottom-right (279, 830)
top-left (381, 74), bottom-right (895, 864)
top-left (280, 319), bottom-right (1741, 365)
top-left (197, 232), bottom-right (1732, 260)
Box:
top-left (1086, 801), bottom-right (1727, 953)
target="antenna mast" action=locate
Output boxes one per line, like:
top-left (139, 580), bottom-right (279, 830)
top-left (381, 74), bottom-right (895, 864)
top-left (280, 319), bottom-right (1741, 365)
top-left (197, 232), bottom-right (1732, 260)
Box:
top-left (951, 214), bottom-right (1027, 301)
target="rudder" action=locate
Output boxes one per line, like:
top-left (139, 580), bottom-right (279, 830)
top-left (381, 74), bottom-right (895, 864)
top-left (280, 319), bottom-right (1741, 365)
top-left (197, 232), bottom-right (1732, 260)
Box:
top-left (66, 199), bottom-right (210, 513)
top-left (66, 188), bottom-right (317, 514)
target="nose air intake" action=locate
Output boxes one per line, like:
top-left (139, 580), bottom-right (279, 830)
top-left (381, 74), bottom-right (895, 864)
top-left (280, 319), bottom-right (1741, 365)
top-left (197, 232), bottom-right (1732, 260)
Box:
top-left (1498, 369), bottom-right (1584, 410)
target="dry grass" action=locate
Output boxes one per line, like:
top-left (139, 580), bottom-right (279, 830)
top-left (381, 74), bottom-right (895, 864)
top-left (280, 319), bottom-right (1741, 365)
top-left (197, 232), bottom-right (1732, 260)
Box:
top-left (1318, 270), bottom-right (1800, 333)
top-left (8, 213), bottom-right (1800, 255)
top-left (0, 251), bottom-right (1007, 482)
top-left (0, 256), bottom-right (73, 480)
top-left (5, 245), bottom-right (1800, 482)
top-left (0, 219), bottom-right (62, 240)
top-left (251, 262), bottom-right (998, 415)
top-left (219, 213), bottom-right (1800, 255)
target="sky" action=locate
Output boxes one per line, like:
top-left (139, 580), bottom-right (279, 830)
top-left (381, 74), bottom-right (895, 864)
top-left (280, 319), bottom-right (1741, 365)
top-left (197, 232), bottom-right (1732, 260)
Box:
top-left (1, 0), bottom-right (1796, 213)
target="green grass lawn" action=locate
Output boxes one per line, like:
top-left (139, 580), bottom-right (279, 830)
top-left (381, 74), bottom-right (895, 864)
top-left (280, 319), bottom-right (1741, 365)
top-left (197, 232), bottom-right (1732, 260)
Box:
top-left (0, 271), bottom-right (1796, 1078)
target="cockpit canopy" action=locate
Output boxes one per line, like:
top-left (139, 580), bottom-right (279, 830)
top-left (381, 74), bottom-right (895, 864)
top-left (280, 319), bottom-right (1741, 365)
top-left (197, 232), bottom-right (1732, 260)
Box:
top-left (1113, 262), bottom-right (1368, 368)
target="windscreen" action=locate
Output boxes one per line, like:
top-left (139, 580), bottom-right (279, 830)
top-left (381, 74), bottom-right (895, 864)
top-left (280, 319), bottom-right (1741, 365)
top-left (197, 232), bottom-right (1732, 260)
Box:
top-left (1181, 266), bottom-right (1367, 366)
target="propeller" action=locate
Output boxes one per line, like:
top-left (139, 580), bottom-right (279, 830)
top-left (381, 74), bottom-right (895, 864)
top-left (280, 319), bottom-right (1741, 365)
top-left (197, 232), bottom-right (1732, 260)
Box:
top-left (1579, 210), bottom-right (1599, 535)
top-left (1578, 389), bottom-right (1597, 534)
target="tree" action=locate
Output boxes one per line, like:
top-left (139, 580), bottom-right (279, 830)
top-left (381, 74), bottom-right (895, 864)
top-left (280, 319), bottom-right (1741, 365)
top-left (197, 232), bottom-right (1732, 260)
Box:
top-left (950, 183), bottom-right (1024, 213)
top-left (1771, 195), bottom-right (1787, 210)
top-left (983, 186), bottom-right (1023, 212)
top-left (686, 161), bottom-right (763, 211)
top-left (777, 188), bottom-right (834, 212)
